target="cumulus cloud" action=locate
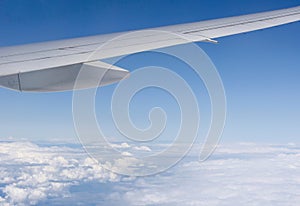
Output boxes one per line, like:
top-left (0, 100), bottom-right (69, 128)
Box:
top-left (110, 142), bottom-right (131, 149)
top-left (121, 143), bottom-right (300, 206)
top-left (1, 142), bottom-right (300, 205)
top-left (0, 141), bottom-right (119, 205)
top-left (121, 151), bottom-right (133, 156)
top-left (110, 142), bottom-right (152, 152)
top-left (133, 146), bottom-right (152, 152)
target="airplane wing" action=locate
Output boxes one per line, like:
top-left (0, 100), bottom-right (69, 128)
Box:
top-left (0, 5), bottom-right (300, 92)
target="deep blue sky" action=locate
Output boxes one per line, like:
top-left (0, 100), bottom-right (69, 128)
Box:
top-left (0, 0), bottom-right (300, 144)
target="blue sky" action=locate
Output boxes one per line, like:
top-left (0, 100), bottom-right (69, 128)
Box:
top-left (0, 0), bottom-right (300, 144)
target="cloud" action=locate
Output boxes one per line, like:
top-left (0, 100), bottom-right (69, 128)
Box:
top-left (121, 143), bottom-right (300, 206)
top-left (110, 142), bottom-right (131, 149)
top-left (0, 141), bottom-right (119, 205)
top-left (121, 151), bottom-right (133, 156)
top-left (1, 142), bottom-right (300, 205)
top-left (133, 146), bottom-right (152, 152)
top-left (110, 142), bottom-right (152, 152)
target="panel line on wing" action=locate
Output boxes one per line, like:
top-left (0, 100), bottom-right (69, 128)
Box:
top-left (0, 31), bottom-right (182, 59)
top-left (181, 9), bottom-right (300, 34)
top-left (17, 72), bottom-right (22, 92)
top-left (0, 36), bottom-right (186, 66)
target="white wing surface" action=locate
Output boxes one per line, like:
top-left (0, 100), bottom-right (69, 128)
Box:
top-left (0, 6), bottom-right (299, 92)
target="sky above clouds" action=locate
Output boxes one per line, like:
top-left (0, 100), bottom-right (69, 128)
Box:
top-left (0, 0), bottom-right (300, 143)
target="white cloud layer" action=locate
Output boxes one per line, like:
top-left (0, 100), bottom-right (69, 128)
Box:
top-left (0, 141), bottom-right (300, 205)
top-left (0, 142), bottom-right (119, 205)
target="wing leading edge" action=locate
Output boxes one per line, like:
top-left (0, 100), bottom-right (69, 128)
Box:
top-left (0, 5), bottom-right (299, 92)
